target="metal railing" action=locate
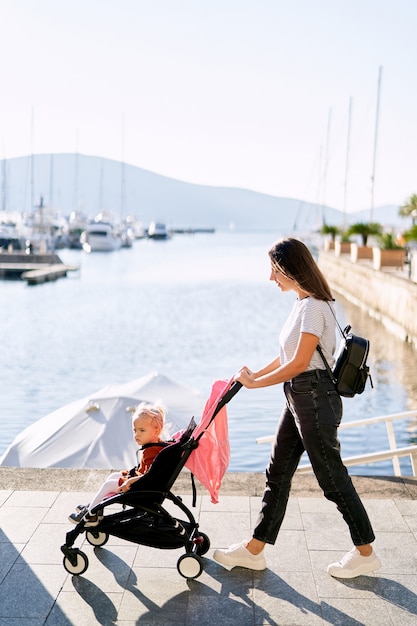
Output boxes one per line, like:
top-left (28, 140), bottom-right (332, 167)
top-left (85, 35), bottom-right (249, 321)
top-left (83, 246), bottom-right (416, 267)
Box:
top-left (256, 410), bottom-right (417, 477)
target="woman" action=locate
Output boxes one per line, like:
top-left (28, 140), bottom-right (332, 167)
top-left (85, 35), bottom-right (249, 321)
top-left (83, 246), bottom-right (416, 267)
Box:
top-left (213, 238), bottom-right (381, 578)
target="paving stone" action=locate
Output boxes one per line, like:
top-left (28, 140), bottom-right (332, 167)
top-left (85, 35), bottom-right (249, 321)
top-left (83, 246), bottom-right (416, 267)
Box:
top-left (0, 471), bottom-right (416, 625)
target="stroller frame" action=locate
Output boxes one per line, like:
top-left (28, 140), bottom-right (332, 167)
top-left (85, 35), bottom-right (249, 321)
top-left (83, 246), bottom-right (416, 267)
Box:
top-left (61, 381), bottom-right (241, 580)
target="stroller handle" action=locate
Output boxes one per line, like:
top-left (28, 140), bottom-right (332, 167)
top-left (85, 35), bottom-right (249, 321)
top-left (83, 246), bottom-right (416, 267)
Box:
top-left (211, 380), bottom-right (242, 420)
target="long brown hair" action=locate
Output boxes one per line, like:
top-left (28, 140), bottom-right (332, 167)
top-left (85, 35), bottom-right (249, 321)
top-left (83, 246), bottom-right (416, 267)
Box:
top-left (269, 238), bottom-right (333, 301)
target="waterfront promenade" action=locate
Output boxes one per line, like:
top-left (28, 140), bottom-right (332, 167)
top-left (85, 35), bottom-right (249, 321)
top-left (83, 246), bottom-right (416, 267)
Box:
top-left (1, 469), bottom-right (416, 625)
top-left (317, 248), bottom-right (417, 348)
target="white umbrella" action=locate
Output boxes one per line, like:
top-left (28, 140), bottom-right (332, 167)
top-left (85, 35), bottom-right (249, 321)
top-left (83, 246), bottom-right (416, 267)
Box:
top-left (0, 372), bottom-right (204, 469)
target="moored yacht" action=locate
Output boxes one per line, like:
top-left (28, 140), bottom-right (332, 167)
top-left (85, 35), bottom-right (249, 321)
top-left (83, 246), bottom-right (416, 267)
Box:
top-left (147, 221), bottom-right (169, 240)
top-left (80, 214), bottom-right (122, 252)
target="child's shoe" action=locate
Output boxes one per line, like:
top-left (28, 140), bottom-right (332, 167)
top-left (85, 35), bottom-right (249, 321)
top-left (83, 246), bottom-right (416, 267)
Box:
top-left (68, 508), bottom-right (100, 527)
top-left (68, 509), bottom-right (87, 525)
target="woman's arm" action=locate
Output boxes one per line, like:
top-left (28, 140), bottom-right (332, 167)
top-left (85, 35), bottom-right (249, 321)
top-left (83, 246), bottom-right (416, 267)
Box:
top-left (236, 332), bottom-right (319, 389)
top-left (252, 355), bottom-right (281, 378)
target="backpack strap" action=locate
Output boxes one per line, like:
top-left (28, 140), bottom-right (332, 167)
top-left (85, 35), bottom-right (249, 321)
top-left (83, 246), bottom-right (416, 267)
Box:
top-left (326, 301), bottom-right (350, 338)
top-left (316, 343), bottom-right (337, 385)
top-left (315, 301), bottom-right (338, 384)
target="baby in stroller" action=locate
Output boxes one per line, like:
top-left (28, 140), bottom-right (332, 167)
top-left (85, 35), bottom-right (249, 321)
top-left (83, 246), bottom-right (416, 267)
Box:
top-left (68, 401), bottom-right (169, 525)
top-left (61, 379), bottom-right (240, 580)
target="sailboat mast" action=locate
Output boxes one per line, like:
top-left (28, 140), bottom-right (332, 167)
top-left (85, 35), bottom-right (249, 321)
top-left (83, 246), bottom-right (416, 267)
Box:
top-left (30, 105), bottom-right (35, 211)
top-left (321, 107), bottom-right (332, 226)
top-left (99, 160), bottom-right (104, 211)
top-left (343, 97), bottom-right (353, 230)
top-left (314, 144), bottom-right (323, 229)
top-left (73, 131), bottom-right (79, 211)
top-left (120, 113), bottom-right (125, 221)
top-left (1, 155), bottom-right (6, 212)
top-left (49, 154), bottom-right (54, 207)
top-left (370, 66), bottom-right (383, 222)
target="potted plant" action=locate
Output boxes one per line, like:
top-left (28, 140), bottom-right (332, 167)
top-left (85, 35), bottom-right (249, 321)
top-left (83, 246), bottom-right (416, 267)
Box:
top-left (372, 232), bottom-right (406, 270)
top-left (334, 231), bottom-right (351, 256)
top-left (403, 225), bottom-right (417, 282)
top-left (403, 224), bottom-right (417, 243)
top-left (348, 222), bottom-right (382, 262)
top-left (320, 224), bottom-right (339, 251)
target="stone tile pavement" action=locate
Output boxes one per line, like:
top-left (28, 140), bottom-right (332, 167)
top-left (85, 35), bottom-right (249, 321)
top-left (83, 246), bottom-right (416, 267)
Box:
top-left (0, 470), bottom-right (416, 625)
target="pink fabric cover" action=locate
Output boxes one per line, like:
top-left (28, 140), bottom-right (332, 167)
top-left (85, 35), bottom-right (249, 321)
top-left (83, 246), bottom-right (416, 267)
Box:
top-left (184, 378), bottom-right (232, 504)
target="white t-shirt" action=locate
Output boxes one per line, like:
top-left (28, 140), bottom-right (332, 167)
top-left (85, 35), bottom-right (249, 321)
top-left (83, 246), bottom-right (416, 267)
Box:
top-left (279, 297), bottom-right (336, 372)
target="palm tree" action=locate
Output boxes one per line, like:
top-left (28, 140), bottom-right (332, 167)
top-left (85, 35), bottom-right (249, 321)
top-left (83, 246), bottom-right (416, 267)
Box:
top-left (399, 194), bottom-right (417, 225)
top-left (403, 224), bottom-right (417, 242)
top-left (377, 232), bottom-right (403, 249)
top-left (347, 222), bottom-right (382, 246)
top-left (320, 224), bottom-right (339, 241)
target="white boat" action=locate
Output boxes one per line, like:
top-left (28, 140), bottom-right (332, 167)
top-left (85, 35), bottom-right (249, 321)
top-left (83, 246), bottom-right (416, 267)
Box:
top-left (80, 215), bottom-right (122, 252)
top-left (124, 215), bottom-right (147, 239)
top-left (0, 224), bottom-right (26, 251)
top-left (120, 226), bottom-right (134, 248)
top-left (148, 221), bottom-right (169, 240)
top-left (24, 197), bottom-right (69, 252)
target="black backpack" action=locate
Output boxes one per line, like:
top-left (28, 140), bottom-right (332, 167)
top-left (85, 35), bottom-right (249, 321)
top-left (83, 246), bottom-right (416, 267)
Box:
top-left (317, 320), bottom-right (373, 398)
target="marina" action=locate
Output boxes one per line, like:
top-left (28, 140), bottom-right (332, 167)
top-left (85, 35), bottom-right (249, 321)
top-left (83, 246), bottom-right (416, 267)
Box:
top-left (0, 231), bottom-right (416, 476)
top-left (1, 6), bottom-right (417, 624)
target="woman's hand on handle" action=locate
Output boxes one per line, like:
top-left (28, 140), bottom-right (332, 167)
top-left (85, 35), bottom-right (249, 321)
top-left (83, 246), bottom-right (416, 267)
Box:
top-left (234, 366), bottom-right (256, 388)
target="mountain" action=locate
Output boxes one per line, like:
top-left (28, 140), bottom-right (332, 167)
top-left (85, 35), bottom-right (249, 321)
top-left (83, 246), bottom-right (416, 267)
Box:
top-left (0, 153), bottom-right (402, 231)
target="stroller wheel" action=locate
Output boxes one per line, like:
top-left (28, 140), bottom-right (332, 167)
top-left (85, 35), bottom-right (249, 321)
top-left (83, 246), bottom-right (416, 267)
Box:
top-left (177, 553), bottom-right (204, 579)
top-left (86, 530), bottom-right (109, 547)
top-left (194, 532), bottom-right (210, 556)
top-left (62, 550), bottom-right (89, 576)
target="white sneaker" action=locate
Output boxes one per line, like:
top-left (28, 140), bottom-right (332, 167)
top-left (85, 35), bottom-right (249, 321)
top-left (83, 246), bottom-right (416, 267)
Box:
top-left (327, 547), bottom-right (381, 578)
top-left (213, 540), bottom-right (266, 571)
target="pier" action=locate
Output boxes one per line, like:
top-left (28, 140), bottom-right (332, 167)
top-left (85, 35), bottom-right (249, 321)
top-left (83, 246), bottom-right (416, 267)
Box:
top-left (0, 252), bottom-right (78, 284)
top-left (318, 249), bottom-right (417, 348)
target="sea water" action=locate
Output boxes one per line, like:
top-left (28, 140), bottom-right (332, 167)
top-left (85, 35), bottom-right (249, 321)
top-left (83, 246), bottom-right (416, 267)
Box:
top-left (0, 231), bottom-right (416, 474)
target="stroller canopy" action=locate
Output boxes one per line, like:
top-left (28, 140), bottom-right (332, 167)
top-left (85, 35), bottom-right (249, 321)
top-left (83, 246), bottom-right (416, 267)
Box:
top-left (184, 378), bottom-right (233, 504)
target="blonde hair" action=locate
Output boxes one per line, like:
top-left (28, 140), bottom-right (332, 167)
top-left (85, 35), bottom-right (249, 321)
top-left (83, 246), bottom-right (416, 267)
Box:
top-left (132, 402), bottom-right (168, 437)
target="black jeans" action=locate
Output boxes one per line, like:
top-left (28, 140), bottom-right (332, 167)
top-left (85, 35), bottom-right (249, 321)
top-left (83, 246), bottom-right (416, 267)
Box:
top-left (253, 369), bottom-right (375, 547)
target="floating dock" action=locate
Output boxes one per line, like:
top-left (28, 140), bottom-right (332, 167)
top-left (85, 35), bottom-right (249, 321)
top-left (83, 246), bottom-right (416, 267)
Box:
top-left (0, 252), bottom-right (78, 284)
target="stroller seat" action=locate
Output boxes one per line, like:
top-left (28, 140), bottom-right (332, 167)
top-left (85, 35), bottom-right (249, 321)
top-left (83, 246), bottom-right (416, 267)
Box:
top-left (61, 380), bottom-right (241, 580)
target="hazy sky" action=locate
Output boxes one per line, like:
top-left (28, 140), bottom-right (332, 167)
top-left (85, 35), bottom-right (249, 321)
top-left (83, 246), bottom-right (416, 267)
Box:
top-left (1, 0), bottom-right (416, 212)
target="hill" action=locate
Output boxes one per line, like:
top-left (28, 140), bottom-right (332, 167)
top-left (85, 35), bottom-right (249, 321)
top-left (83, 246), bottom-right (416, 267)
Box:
top-left (0, 153), bottom-right (403, 231)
